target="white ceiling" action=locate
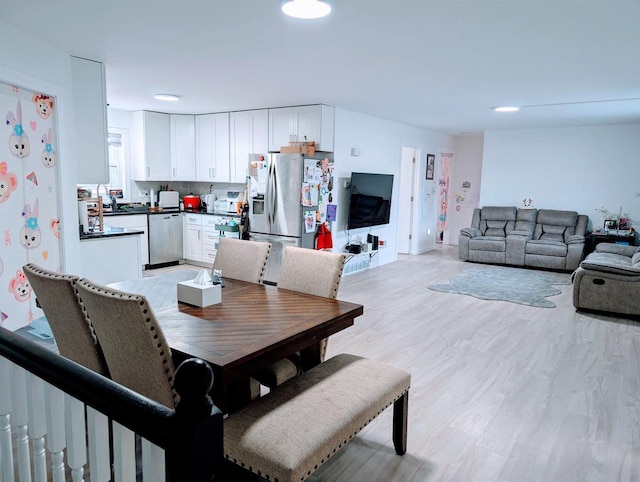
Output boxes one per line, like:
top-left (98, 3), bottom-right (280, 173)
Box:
top-left (2, 0), bottom-right (639, 134)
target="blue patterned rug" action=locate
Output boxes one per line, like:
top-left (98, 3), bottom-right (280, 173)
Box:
top-left (428, 266), bottom-right (571, 308)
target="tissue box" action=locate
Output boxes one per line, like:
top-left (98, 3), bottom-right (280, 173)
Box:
top-left (177, 281), bottom-right (221, 307)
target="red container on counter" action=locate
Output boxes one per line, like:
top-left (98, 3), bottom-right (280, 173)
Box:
top-left (183, 194), bottom-right (200, 210)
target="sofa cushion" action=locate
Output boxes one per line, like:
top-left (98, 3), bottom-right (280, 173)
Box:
top-left (469, 237), bottom-right (506, 252)
top-left (633, 252), bottom-right (640, 267)
top-left (539, 224), bottom-right (568, 243)
top-left (485, 220), bottom-right (507, 237)
top-left (533, 209), bottom-right (579, 242)
top-left (526, 239), bottom-right (568, 257)
top-left (515, 208), bottom-right (537, 234)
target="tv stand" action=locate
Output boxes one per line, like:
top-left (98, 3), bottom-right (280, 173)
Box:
top-left (343, 250), bottom-right (379, 275)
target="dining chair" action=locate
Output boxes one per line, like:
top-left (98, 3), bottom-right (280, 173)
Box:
top-left (75, 278), bottom-right (178, 408)
top-left (22, 263), bottom-right (110, 377)
top-left (212, 237), bottom-right (272, 284)
top-left (252, 246), bottom-right (346, 390)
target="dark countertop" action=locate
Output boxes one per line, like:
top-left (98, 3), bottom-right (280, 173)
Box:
top-left (80, 226), bottom-right (144, 240)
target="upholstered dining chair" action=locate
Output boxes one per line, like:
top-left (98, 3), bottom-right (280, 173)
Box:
top-left (252, 246), bottom-right (346, 390)
top-left (75, 278), bottom-right (178, 408)
top-left (212, 238), bottom-right (272, 284)
top-left (22, 263), bottom-right (110, 377)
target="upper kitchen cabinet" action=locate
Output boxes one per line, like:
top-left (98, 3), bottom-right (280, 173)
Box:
top-left (70, 56), bottom-right (109, 184)
top-left (230, 109), bottom-right (268, 183)
top-left (268, 105), bottom-right (335, 152)
top-left (195, 113), bottom-right (230, 182)
top-left (132, 111), bottom-right (171, 181)
top-left (170, 114), bottom-right (196, 181)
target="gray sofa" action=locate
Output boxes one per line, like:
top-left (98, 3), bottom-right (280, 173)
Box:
top-left (572, 243), bottom-right (640, 317)
top-left (458, 206), bottom-right (589, 271)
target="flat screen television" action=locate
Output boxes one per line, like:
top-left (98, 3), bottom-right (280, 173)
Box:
top-left (347, 172), bottom-right (394, 230)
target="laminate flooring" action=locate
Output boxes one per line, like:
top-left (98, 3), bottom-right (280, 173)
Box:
top-left (160, 247), bottom-right (640, 481)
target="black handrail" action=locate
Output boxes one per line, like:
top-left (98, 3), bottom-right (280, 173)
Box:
top-left (0, 327), bottom-right (221, 481)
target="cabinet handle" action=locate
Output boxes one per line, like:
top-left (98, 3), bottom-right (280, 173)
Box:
top-left (173, 167), bottom-right (176, 177)
top-left (146, 166), bottom-right (150, 177)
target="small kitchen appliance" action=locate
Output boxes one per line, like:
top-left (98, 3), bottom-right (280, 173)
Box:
top-left (201, 194), bottom-right (216, 213)
top-left (183, 194), bottom-right (201, 210)
top-left (158, 190), bottom-right (180, 209)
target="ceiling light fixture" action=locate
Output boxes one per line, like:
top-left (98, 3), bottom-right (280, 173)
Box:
top-left (153, 94), bottom-right (180, 102)
top-left (281, 0), bottom-right (331, 19)
top-left (494, 106), bottom-right (520, 113)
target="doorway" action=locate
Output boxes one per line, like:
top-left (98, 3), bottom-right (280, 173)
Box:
top-left (397, 147), bottom-right (420, 254)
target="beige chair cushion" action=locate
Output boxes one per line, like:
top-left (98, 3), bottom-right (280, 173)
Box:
top-left (252, 247), bottom-right (346, 389)
top-left (212, 238), bottom-right (271, 284)
top-left (277, 246), bottom-right (345, 299)
top-left (23, 263), bottom-right (109, 376)
top-left (225, 354), bottom-right (411, 482)
top-left (75, 279), bottom-right (177, 409)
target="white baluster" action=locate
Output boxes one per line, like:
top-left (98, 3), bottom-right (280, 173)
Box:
top-left (11, 364), bottom-right (31, 482)
top-left (45, 383), bottom-right (66, 482)
top-left (112, 422), bottom-right (135, 482)
top-left (141, 438), bottom-right (165, 482)
top-left (65, 395), bottom-right (87, 482)
top-left (87, 407), bottom-right (111, 482)
top-left (0, 357), bottom-right (15, 482)
top-left (26, 374), bottom-right (47, 482)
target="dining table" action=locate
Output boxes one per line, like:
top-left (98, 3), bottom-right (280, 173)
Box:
top-left (110, 271), bottom-right (364, 413)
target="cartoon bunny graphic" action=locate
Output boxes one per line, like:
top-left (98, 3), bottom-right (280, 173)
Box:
top-left (32, 93), bottom-right (54, 120)
top-left (0, 161), bottom-right (18, 204)
top-left (8, 269), bottom-right (32, 302)
top-left (6, 101), bottom-right (30, 159)
top-left (41, 128), bottom-right (56, 167)
top-left (20, 199), bottom-right (42, 249)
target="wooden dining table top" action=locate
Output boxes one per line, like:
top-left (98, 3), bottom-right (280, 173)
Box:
top-left (154, 278), bottom-right (364, 382)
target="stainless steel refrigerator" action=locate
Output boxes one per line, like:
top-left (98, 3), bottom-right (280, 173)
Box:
top-left (248, 153), bottom-right (318, 284)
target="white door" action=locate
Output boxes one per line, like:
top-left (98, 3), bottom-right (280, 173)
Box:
top-left (397, 147), bottom-right (418, 254)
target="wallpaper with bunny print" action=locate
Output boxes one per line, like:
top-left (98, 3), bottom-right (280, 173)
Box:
top-left (0, 81), bottom-right (61, 331)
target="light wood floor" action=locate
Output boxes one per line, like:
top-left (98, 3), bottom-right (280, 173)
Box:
top-left (157, 247), bottom-right (640, 482)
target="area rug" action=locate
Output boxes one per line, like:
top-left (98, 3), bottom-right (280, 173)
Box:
top-left (428, 266), bottom-right (571, 308)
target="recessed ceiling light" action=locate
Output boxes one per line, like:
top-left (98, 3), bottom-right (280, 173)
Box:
top-left (494, 106), bottom-right (520, 112)
top-left (281, 0), bottom-right (331, 19)
top-left (154, 94), bottom-right (180, 102)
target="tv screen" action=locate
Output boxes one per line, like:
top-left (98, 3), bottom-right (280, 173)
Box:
top-left (348, 172), bottom-right (393, 230)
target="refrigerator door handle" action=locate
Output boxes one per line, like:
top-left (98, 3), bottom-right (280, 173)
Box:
top-left (266, 158), bottom-right (275, 227)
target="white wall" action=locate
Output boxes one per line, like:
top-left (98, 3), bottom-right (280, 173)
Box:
top-left (0, 20), bottom-right (83, 274)
top-left (333, 108), bottom-right (455, 265)
top-left (447, 134), bottom-right (484, 245)
top-left (481, 124), bottom-right (640, 230)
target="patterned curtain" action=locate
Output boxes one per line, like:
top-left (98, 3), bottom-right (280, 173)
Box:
top-left (0, 81), bottom-right (62, 331)
top-left (438, 151), bottom-right (454, 234)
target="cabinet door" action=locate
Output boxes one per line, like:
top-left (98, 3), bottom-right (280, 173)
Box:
top-left (170, 115), bottom-right (196, 181)
top-left (71, 56), bottom-right (109, 184)
top-left (195, 113), bottom-right (230, 182)
top-left (143, 111), bottom-right (171, 180)
top-left (230, 111), bottom-right (250, 183)
top-left (251, 109), bottom-right (269, 157)
top-left (298, 105), bottom-right (334, 152)
top-left (184, 224), bottom-right (203, 261)
top-left (268, 107), bottom-right (296, 152)
top-left (103, 214), bottom-right (149, 266)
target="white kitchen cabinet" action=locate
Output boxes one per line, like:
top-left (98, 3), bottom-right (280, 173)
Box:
top-left (103, 214), bottom-right (149, 266)
top-left (170, 114), bottom-right (196, 180)
top-left (268, 105), bottom-right (334, 152)
top-left (132, 111), bottom-right (171, 181)
top-left (230, 109), bottom-right (268, 183)
top-left (183, 213), bottom-right (203, 261)
top-left (195, 113), bottom-right (230, 182)
top-left (70, 56), bottom-right (109, 184)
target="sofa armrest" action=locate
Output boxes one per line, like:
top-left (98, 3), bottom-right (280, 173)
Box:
top-left (594, 243), bottom-right (638, 257)
top-left (580, 259), bottom-right (640, 276)
top-left (460, 227), bottom-right (481, 238)
top-left (566, 234), bottom-right (585, 245)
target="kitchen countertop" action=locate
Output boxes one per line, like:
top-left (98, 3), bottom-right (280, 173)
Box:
top-left (80, 226), bottom-right (144, 240)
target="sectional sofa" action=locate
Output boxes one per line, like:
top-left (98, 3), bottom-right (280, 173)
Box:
top-left (458, 206), bottom-right (589, 271)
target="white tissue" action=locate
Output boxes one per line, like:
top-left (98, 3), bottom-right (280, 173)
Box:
top-left (193, 269), bottom-right (212, 285)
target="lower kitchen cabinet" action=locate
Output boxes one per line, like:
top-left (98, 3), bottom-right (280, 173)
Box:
top-left (183, 213), bottom-right (239, 266)
top-left (103, 214), bottom-right (149, 266)
top-left (79, 235), bottom-right (141, 285)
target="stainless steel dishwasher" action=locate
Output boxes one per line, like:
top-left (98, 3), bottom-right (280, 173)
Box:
top-left (148, 212), bottom-right (183, 267)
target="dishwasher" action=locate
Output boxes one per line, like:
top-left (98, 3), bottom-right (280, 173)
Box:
top-left (148, 212), bottom-right (183, 267)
